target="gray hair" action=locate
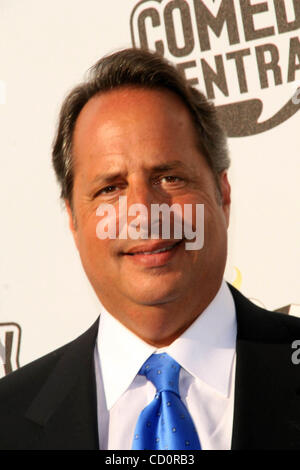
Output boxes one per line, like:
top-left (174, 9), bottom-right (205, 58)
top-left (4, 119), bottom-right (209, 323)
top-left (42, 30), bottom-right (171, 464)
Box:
top-left (52, 48), bottom-right (230, 210)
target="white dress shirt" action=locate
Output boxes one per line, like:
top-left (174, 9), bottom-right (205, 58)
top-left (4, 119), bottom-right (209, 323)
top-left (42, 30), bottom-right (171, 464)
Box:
top-left (94, 280), bottom-right (237, 450)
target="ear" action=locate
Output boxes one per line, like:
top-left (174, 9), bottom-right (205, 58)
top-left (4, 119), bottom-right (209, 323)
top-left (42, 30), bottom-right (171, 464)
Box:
top-left (65, 199), bottom-right (79, 250)
top-left (219, 171), bottom-right (231, 228)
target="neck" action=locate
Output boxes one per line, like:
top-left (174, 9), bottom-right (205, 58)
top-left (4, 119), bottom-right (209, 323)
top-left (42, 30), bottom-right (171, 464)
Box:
top-left (98, 281), bottom-right (222, 347)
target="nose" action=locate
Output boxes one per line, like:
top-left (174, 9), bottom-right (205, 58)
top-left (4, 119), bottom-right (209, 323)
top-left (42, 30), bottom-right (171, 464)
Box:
top-left (124, 174), bottom-right (165, 239)
top-left (126, 176), bottom-right (156, 210)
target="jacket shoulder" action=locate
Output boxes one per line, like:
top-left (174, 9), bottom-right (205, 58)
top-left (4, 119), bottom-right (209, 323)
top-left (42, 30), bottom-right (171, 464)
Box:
top-left (228, 283), bottom-right (300, 342)
top-left (0, 317), bottom-right (99, 414)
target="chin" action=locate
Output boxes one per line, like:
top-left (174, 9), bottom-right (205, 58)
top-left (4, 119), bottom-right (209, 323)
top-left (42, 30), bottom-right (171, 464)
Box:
top-left (125, 276), bottom-right (185, 306)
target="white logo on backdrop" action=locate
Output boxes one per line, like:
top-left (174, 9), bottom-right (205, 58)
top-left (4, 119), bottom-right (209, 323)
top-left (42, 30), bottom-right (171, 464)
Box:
top-left (0, 323), bottom-right (21, 378)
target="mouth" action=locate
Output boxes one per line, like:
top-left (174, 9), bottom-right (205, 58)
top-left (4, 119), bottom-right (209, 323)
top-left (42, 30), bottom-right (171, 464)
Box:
top-left (121, 239), bottom-right (184, 267)
top-left (123, 239), bottom-right (183, 255)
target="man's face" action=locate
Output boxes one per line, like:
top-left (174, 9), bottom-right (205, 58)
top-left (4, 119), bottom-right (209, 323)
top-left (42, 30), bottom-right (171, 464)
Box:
top-left (68, 87), bottom-right (230, 340)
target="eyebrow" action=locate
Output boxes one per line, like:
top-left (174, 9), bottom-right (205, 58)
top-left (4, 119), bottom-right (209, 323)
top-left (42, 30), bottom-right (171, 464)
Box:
top-left (90, 160), bottom-right (188, 186)
top-left (150, 160), bottom-right (187, 172)
top-left (90, 172), bottom-right (125, 187)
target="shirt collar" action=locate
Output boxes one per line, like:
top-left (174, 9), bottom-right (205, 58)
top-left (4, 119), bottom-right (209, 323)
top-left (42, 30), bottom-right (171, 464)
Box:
top-left (97, 280), bottom-right (236, 409)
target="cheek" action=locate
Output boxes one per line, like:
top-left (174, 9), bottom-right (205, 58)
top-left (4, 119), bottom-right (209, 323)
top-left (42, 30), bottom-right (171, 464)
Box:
top-left (203, 207), bottom-right (228, 254)
top-left (76, 218), bottom-right (108, 261)
top-left (77, 234), bottom-right (117, 288)
top-left (175, 196), bottom-right (210, 234)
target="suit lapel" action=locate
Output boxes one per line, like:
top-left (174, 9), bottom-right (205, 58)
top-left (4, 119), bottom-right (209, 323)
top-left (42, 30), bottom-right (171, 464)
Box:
top-left (25, 317), bottom-right (100, 450)
top-left (229, 285), bottom-right (300, 449)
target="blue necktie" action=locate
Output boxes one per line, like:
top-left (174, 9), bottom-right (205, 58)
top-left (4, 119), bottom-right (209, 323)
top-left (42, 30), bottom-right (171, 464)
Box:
top-left (132, 353), bottom-right (201, 450)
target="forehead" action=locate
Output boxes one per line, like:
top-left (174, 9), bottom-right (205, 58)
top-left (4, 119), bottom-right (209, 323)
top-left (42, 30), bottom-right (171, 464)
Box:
top-left (72, 86), bottom-right (198, 156)
top-left (76, 85), bottom-right (192, 124)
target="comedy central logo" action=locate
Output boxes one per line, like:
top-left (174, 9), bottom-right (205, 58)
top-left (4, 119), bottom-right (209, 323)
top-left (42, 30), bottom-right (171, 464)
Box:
top-left (130, 0), bottom-right (300, 137)
top-left (96, 197), bottom-right (204, 250)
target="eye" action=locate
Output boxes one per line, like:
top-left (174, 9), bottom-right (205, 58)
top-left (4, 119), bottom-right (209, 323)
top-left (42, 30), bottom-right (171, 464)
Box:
top-left (155, 175), bottom-right (185, 188)
top-left (94, 185), bottom-right (118, 197)
top-left (152, 175), bottom-right (185, 188)
top-left (161, 176), bottom-right (183, 184)
top-left (151, 175), bottom-right (186, 193)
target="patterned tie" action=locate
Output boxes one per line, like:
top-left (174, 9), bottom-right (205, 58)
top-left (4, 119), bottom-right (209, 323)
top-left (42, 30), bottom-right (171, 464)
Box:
top-left (132, 353), bottom-right (201, 450)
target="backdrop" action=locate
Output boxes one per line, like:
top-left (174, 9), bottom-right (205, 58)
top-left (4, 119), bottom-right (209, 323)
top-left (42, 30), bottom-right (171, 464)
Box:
top-left (0, 0), bottom-right (299, 376)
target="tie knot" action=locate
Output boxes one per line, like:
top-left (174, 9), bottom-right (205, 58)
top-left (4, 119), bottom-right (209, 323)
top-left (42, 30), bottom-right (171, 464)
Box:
top-left (139, 353), bottom-right (180, 395)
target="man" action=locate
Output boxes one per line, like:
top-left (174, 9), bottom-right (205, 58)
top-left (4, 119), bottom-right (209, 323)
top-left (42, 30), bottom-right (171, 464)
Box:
top-left (0, 48), bottom-right (299, 450)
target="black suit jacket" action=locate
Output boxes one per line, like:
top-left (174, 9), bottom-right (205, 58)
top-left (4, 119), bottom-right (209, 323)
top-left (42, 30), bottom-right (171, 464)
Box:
top-left (1, 284), bottom-right (300, 450)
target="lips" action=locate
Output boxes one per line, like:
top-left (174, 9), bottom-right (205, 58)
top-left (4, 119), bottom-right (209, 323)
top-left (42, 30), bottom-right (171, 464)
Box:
top-left (123, 239), bottom-right (183, 256)
top-left (121, 239), bottom-right (184, 268)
